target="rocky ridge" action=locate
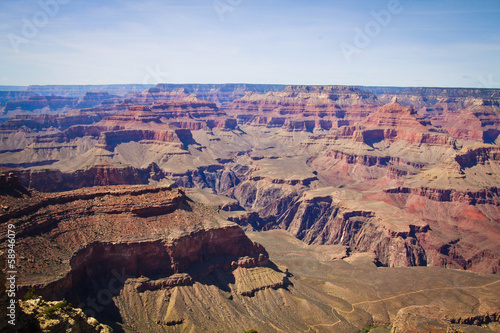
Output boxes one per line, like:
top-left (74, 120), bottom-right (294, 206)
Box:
top-left (0, 180), bottom-right (288, 331)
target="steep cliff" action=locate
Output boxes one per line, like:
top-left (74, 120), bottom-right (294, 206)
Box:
top-left (224, 85), bottom-right (379, 131)
top-left (273, 187), bottom-right (430, 268)
top-left (1, 85), bottom-right (499, 277)
top-left (0, 182), bottom-right (285, 331)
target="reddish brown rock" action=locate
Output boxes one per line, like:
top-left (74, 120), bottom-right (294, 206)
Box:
top-left (1, 84), bottom-right (500, 277)
top-left (364, 99), bottom-right (430, 129)
top-left (224, 85), bottom-right (379, 130)
top-left (0, 184), bottom-right (271, 309)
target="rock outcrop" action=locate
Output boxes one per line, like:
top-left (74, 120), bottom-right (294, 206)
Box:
top-left (274, 187), bottom-right (430, 268)
top-left (16, 298), bottom-right (113, 333)
top-left (0, 182), bottom-right (284, 331)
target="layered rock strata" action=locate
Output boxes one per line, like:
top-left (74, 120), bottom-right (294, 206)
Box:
top-left (0, 182), bottom-right (281, 331)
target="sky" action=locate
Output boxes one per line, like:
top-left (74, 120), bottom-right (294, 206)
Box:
top-left (0, 0), bottom-right (499, 88)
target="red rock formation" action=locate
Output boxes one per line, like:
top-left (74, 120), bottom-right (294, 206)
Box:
top-left (0, 113), bottom-right (102, 131)
top-left (443, 102), bottom-right (500, 142)
top-left (224, 85), bottom-right (379, 130)
top-left (0, 184), bottom-right (271, 305)
top-left (323, 150), bottom-right (425, 169)
top-left (378, 186), bottom-right (500, 273)
top-left (96, 129), bottom-right (193, 150)
top-left (2, 84), bottom-right (500, 276)
top-left (94, 96), bottom-right (234, 131)
top-left (352, 128), bottom-right (456, 146)
top-left (364, 99), bottom-right (429, 129)
top-left (386, 186), bottom-right (500, 205)
top-left (355, 100), bottom-right (460, 145)
top-left (13, 162), bottom-right (157, 192)
top-left (275, 190), bottom-right (429, 268)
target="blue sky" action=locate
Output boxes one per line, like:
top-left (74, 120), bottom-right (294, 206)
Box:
top-left (0, 0), bottom-right (499, 87)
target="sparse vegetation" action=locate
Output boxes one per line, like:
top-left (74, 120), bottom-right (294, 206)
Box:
top-left (360, 325), bottom-right (388, 333)
top-left (243, 330), bottom-right (258, 333)
top-left (41, 300), bottom-right (73, 319)
top-left (23, 288), bottom-right (39, 300)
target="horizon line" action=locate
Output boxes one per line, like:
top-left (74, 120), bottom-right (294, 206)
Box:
top-left (1, 83), bottom-right (500, 90)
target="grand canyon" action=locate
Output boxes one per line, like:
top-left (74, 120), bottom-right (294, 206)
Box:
top-left (1, 84), bottom-right (499, 332)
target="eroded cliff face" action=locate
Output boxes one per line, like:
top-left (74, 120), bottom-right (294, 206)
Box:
top-left (0, 181), bottom-right (286, 331)
top-left (280, 187), bottom-right (499, 272)
top-left (1, 85), bottom-right (500, 332)
top-left (1, 85), bottom-right (500, 276)
top-left (271, 187), bottom-right (429, 268)
top-left (224, 86), bottom-right (380, 132)
top-left (222, 145), bottom-right (500, 273)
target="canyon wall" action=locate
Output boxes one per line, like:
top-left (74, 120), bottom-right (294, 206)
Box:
top-left (1, 85), bottom-right (499, 275)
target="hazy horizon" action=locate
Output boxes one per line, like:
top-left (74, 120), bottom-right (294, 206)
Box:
top-left (2, 83), bottom-right (500, 91)
top-left (1, 0), bottom-right (499, 88)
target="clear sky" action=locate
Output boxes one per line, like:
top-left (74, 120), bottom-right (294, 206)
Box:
top-left (0, 0), bottom-right (499, 88)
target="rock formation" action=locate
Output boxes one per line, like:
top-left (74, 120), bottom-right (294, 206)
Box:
top-left (0, 91), bottom-right (38, 108)
top-left (16, 298), bottom-right (113, 333)
top-left (3, 95), bottom-right (78, 114)
top-left (224, 85), bottom-right (379, 130)
top-left (75, 92), bottom-right (117, 109)
top-left (0, 85), bottom-right (499, 276)
top-left (0, 181), bottom-right (287, 331)
top-left (1, 83), bottom-right (500, 331)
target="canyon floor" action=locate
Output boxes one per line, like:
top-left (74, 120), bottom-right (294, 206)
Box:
top-left (248, 230), bottom-right (500, 332)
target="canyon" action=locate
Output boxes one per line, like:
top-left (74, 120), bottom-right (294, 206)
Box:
top-left (1, 176), bottom-right (498, 332)
top-left (1, 83), bottom-right (500, 332)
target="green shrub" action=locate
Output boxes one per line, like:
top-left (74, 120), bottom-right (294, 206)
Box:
top-left (360, 325), bottom-right (388, 333)
top-left (42, 300), bottom-right (73, 319)
top-left (243, 330), bottom-right (258, 333)
top-left (23, 288), bottom-right (39, 300)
